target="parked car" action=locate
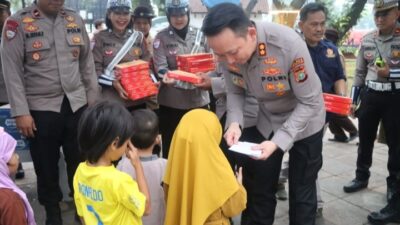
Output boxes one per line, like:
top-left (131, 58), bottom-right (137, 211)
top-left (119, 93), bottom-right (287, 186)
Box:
top-left (150, 16), bottom-right (169, 37)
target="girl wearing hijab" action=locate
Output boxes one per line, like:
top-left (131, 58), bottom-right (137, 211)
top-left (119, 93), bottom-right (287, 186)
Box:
top-left (0, 127), bottom-right (36, 225)
top-left (152, 0), bottom-right (210, 158)
top-left (163, 109), bottom-right (246, 225)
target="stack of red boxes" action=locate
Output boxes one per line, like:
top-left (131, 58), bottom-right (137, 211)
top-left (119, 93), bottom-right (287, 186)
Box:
top-left (166, 53), bottom-right (215, 84)
top-left (176, 53), bottom-right (215, 73)
top-left (115, 60), bottom-right (158, 101)
top-left (323, 93), bottom-right (352, 116)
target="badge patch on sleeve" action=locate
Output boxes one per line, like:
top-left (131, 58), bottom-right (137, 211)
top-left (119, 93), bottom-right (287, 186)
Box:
top-left (5, 20), bottom-right (19, 40)
top-left (294, 70), bottom-right (308, 83)
top-left (258, 43), bottom-right (267, 56)
top-left (153, 39), bottom-right (160, 49)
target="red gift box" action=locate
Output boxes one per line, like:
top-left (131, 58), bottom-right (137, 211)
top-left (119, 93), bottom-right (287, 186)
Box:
top-left (167, 70), bottom-right (202, 84)
top-left (116, 60), bottom-right (158, 101)
top-left (323, 93), bottom-right (352, 116)
top-left (176, 53), bottom-right (215, 73)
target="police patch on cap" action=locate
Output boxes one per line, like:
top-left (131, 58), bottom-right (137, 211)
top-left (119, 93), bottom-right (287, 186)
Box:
top-left (374, 0), bottom-right (398, 12)
top-left (106, 0), bottom-right (132, 10)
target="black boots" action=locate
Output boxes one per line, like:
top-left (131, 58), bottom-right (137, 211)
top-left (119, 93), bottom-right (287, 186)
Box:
top-left (343, 179), bottom-right (368, 193)
top-left (368, 194), bottom-right (400, 224)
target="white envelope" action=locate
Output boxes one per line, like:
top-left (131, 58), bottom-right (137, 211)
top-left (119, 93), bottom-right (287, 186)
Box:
top-left (229, 141), bottom-right (262, 158)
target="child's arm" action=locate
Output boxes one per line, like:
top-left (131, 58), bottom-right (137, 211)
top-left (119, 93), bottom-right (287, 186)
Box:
top-left (126, 141), bottom-right (151, 215)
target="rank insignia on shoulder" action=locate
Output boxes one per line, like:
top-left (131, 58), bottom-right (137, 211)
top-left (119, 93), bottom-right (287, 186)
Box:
top-left (32, 40), bottom-right (42, 49)
top-left (5, 20), bottom-right (18, 40)
top-left (258, 43), bottom-right (267, 56)
top-left (66, 23), bottom-right (78, 29)
top-left (72, 36), bottom-right (81, 44)
top-left (24, 24), bottom-right (39, 32)
top-left (22, 17), bottom-right (35, 24)
top-left (65, 15), bottom-right (75, 22)
top-left (326, 48), bottom-right (336, 58)
top-left (32, 52), bottom-right (41, 61)
top-left (32, 9), bottom-right (40, 18)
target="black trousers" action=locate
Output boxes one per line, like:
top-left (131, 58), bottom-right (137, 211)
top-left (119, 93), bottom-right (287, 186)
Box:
top-left (159, 105), bottom-right (208, 159)
top-left (29, 97), bottom-right (85, 206)
top-left (237, 127), bottom-right (323, 225)
top-left (328, 114), bottom-right (358, 138)
top-left (356, 89), bottom-right (400, 188)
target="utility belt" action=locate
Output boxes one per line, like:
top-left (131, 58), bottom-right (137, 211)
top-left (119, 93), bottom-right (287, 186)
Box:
top-left (366, 80), bottom-right (400, 92)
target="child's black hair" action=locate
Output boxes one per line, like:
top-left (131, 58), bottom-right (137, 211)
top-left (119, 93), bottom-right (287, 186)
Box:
top-left (78, 101), bottom-right (135, 164)
top-left (131, 109), bottom-right (159, 150)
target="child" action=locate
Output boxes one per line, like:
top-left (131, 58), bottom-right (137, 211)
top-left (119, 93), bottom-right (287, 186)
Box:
top-left (117, 109), bottom-right (166, 225)
top-left (0, 127), bottom-right (36, 225)
top-left (163, 109), bottom-right (247, 225)
top-left (73, 102), bottom-right (150, 225)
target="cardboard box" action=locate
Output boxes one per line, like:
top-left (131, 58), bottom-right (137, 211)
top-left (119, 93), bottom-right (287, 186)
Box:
top-left (177, 53), bottom-right (216, 73)
top-left (115, 60), bottom-right (149, 73)
top-left (167, 70), bottom-right (202, 84)
top-left (0, 105), bottom-right (30, 151)
top-left (325, 105), bottom-right (351, 116)
top-left (176, 53), bottom-right (213, 62)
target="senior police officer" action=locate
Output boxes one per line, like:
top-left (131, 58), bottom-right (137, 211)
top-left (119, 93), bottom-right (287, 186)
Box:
top-left (153, 0), bottom-right (210, 158)
top-left (1, 0), bottom-right (99, 224)
top-left (343, 0), bottom-right (400, 223)
top-left (203, 3), bottom-right (325, 225)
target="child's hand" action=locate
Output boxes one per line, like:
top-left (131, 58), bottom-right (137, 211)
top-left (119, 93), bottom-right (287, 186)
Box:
top-left (126, 141), bottom-right (140, 167)
top-left (236, 167), bottom-right (243, 185)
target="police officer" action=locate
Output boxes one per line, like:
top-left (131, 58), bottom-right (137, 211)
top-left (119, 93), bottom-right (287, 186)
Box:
top-left (1, 0), bottom-right (99, 224)
top-left (203, 3), bottom-right (325, 225)
top-left (343, 0), bottom-right (400, 223)
top-left (132, 6), bottom-right (155, 55)
top-left (153, 0), bottom-right (210, 158)
top-left (93, 0), bottom-right (150, 110)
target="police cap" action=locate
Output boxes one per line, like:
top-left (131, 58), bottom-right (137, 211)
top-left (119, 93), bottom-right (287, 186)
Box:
top-left (374, 0), bottom-right (398, 12)
top-left (133, 6), bottom-right (155, 19)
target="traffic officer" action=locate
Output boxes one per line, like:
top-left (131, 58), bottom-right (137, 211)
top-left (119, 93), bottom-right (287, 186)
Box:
top-left (343, 0), bottom-right (400, 223)
top-left (1, 0), bottom-right (100, 224)
top-left (93, 0), bottom-right (151, 111)
top-left (203, 3), bottom-right (325, 225)
top-left (153, 0), bottom-right (210, 158)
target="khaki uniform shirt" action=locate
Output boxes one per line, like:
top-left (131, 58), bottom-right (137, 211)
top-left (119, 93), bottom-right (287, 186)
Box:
top-left (153, 26), bottom-right (210, 109)
top-left (1, 4), bottom-right (99, 117)
top-left (354, 24), bottom-right (400, 87)
top-left (211, 64), bottom-right (259, 128)
top-left (225, 22), bottom-right (325, 151)
top-left (92, 29), bottom-right (150, 107)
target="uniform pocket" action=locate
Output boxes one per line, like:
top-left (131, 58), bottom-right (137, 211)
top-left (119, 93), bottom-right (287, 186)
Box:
top-left (25, 38), bottom-right (51, 63)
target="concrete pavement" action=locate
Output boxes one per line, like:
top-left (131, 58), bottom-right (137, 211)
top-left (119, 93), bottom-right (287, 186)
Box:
top-left (15, 129), bottom-right (399, 225)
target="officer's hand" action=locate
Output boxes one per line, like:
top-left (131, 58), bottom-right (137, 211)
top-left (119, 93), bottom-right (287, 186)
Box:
top-left (251, 140), bottom-right (278, 160)
top-left (193, 72), bottom-right (211, 90)
top-left (350, 104), bottom-right (357, 118)
top-left (112, 80), bottom-right (129, 100)
top-left (376, 60), bottom-right (390, 78)
top-left (16, 115), bottom-right (37, 138)
top-left (162, 74), bottom-right (177, 85)
top-left (224, 122), bottom-right (242, 146)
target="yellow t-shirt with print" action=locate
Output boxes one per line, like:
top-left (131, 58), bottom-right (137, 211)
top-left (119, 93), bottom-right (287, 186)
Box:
top-left (73, 162), bottom-right (146, 225)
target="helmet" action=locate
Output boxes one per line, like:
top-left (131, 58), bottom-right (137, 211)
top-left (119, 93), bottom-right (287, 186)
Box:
top-left (133, 6), bottom-right (156, 19)
top-left (165, 0), bottom-right (189, 16)
top-left (0, 0), bottom-right (10, 10)
top-left (106, 0), bottom-right (132, 12)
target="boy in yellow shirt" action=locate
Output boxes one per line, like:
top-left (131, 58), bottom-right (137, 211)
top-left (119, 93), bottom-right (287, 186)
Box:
top-left (73, 101), bottom-right (151, 225)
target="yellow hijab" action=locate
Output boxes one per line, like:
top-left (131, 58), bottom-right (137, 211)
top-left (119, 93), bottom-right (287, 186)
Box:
top-left (163, 109), bottom-right (240, 225)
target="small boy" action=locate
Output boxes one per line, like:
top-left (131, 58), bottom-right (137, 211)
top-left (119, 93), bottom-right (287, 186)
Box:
top-left (118, 109), bottom-right (166, 225)
top-left (73, 102), bottom-right (151, 225)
